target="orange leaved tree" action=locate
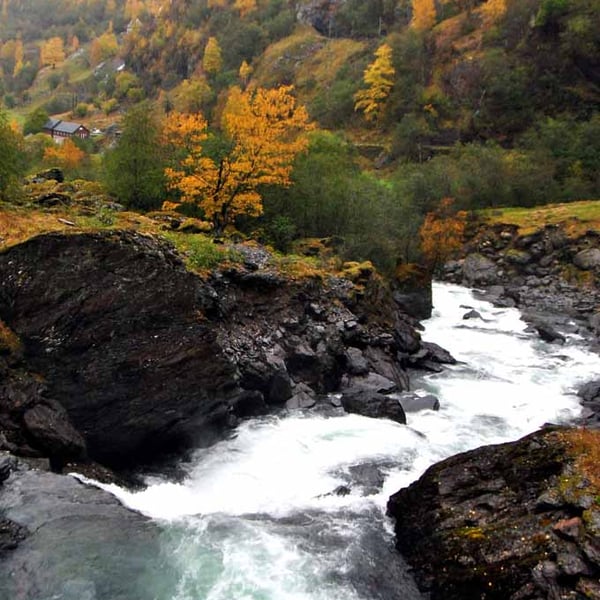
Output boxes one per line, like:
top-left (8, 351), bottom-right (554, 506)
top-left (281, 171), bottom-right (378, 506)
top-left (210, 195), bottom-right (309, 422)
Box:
top-left (44, 138), bottom-right (85, 172)
top-left (419, 198), bottom-right (467, 272)
top-left (165, 85), bottom-right (312, 233)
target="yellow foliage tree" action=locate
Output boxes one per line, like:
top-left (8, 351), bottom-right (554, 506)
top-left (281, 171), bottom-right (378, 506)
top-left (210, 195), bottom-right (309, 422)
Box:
top-left (481, 0), bottom-right (507, 22)
top-left (419, 198), bottom-right (467, 272)
top-left (411, 0), bottom-right (437, 31)
top-left (354, 43), bottom-right (395, 122)
top-left (40, 37), bottom-right (66, 68)
top-left (89, 30), bottom-right (119, 66)
top-left (234, 0), bottom-right (257, 17)
top-left (165, 85), bottom-right (312, 232)
top-left (44, 138), bottom-right (85, 171)
top-left (12, 38), bottom-right (23, 76)
top-left (239, 60), bottom-right (253, 86)
top-left (203, 37), bottom-right (223, 75)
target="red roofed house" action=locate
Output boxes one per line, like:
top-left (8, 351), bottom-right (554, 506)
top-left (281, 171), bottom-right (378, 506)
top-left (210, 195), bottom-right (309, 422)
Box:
top-left (43, 118), bottom-right (90, 143)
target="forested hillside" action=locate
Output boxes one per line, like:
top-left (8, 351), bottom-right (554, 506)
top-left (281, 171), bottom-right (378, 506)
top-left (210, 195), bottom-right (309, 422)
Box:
top-left (0, 0), bottom-right (599, 272)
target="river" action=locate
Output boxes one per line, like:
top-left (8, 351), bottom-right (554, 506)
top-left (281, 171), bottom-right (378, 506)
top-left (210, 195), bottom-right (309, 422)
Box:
top-left (96, 282), bottom-right (597, 600)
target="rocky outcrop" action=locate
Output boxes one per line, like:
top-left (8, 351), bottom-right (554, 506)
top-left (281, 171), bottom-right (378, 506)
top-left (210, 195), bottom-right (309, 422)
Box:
top-left (0, 453), bottom-right (176, 600)
top-left (387, 428), bottom-right (600, 600)
top-left (0, 231), bottom-right (433, 470)
top-left (444, 224), bottom-right (600, 341)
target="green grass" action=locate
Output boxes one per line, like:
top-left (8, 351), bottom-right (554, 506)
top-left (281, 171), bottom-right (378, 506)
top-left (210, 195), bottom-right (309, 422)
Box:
top-left (162, 231), bottom-right (242, 272)
top-left (480, 200), bottom-right (600, 236)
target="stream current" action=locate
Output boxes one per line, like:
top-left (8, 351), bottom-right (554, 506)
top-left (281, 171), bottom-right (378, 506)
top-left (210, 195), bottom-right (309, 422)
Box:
top-left (96, 282), bottom-right (599, 600)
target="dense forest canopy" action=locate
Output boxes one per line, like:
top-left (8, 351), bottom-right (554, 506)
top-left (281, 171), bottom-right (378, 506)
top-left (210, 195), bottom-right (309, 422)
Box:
top-left (0, 0), bottom-right (598, 272)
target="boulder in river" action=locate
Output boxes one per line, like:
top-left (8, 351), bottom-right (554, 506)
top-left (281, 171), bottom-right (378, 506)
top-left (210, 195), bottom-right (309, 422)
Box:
top-left (396, 392), bottom-right (440, 413)
top-left (462, 253), bottom-right (498, 286)
top-left (341, 389), bottom-right (406, 424)
top-left (387, 428), bottom-right (600, 600)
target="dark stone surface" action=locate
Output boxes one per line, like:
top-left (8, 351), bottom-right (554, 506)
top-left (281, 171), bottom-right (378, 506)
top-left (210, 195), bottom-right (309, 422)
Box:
top-left (444, 224), bottom-right (600, 340)
top-left (396, 392), bottom-right (440, 413)
top-left (0, 458), bottom-right (177, 600)
top-left (387, 428), bottom-right (600, 600)
top-left (0, 232), bottom-right (237, 468)
top-left (0, 231), bottom-right (433, 470)
top-left (341, 389), bottom-right (406, 424)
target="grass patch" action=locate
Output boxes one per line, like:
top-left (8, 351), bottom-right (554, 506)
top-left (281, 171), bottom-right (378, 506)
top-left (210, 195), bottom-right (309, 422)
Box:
top-left (480, 200), bottom-right (600, 237)
top-left (162, 231), bottom-right (241, 273)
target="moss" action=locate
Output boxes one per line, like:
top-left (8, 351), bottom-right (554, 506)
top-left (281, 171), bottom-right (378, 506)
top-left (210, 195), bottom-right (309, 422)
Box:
top-left (454, 526), bottom-right (486, 541)
top-left (340, 260), bottom-right (375, 282)
top-left (0, 320), bottom-right (22, 357)
top-left (162, 231), bottom-right (241, 273)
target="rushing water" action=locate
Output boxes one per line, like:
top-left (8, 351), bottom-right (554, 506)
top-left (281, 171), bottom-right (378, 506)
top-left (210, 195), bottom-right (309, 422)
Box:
top-left (94, 282), bottom-right (598, 600)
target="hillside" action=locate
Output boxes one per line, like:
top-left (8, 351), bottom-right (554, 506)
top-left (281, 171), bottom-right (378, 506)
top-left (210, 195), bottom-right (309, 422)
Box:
top-left (0, 0), bottom-right (598, 276)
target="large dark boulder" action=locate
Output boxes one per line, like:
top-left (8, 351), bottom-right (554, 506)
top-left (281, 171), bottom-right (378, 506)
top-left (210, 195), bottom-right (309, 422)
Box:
top-left (0, 232), bottom-right (238, 468)
top-left (462, 253), bottom-right (497, 286)
top-left (341, 389), bottom-right (406, 424)
top-left (387, 428), bottom-right (600, 600)
top-left (0, 457), bottom-right (177, 599)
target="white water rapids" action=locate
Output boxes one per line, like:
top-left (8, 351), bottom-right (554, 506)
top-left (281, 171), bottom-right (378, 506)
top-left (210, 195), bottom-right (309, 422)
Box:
top-left (92, 283), bottom-right (599, 600)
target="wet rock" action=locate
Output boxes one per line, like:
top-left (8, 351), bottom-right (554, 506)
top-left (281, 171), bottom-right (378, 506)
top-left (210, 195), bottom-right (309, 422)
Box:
top-left (267, 369), bottom-right (293, 405)
top-left (396, 392), bottom-right (440, 413)
top-left (573, 248), bottom-right (600, 270)
top-left (0, 231), bottom-right (432, 469)
top-left (462, 253), bottom-right (497, 286)
top-left (0, 462), bottom-right (178, 599)
top-left (345, 347), bottom-right (369, 375)
top-left (462, 309), bottom-right (481, 320)
top-left (387, 428), bottom-right (600, 600)
top-left (0, 232), bottom-right (239, 468)
top-left (286, 382), bottom-right (317, 409)
top-left (341, 372), bottom-right (398, 394)
top-left (341, 390), bottom-right (406, 424)
top-left (348, 464), bottom-right (386, 495)
top-left (534, 322), bottom-right (566, 344)
top-left (232, 390), bottom-right (268, 418)
top-left (22, 403), bottom-right (86, 462)
top-left (578, 380), bottom-right (600, 403)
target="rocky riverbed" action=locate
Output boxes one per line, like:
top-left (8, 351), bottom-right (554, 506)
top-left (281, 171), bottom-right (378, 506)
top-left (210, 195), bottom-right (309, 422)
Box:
top-left (442, 222), bottom-right (600, 346)
top-left (0, 230), bottom-right (444, 471)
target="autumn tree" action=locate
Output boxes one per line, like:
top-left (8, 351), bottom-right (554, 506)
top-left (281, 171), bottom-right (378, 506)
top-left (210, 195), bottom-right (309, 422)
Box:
top-left (44, 138), bottom-right (85, 172)
top-left (40, 37), bottom-right (66, 68)
top-left (239, 60), bottom-right (253, 87)
top-left (165, 85), bottom-right (312, 232)
top-left (203, 37), bottom-right (223, 75)
top-left (354, 43), bottom-right (395, 122)
top-left (234, 0), bottom-right (257, 18)
top-left (12, 37), bottom-right (23, 76)
top-left (481, 0), bottom-right (507, 23)
top-left (419, 198), bottom-right (467, 272)
top-left (411, 0), bottom-right (436, 31)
